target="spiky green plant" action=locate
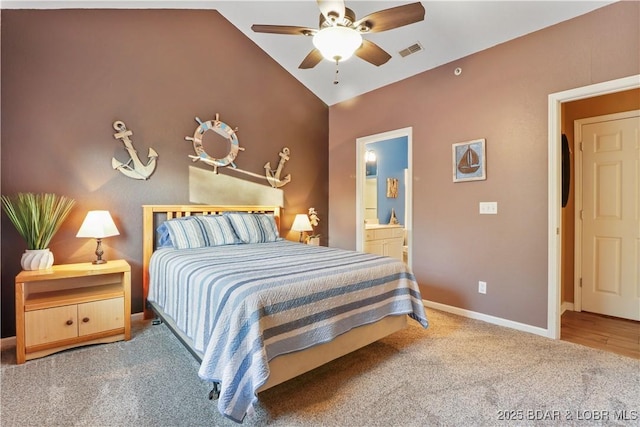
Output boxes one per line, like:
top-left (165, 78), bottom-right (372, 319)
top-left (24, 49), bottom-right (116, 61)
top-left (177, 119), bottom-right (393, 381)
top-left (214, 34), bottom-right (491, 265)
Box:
top-left (1, 193), bottom-right (76, 250)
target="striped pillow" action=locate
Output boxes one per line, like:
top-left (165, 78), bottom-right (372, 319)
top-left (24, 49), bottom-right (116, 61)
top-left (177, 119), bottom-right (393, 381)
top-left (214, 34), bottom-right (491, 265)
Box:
top-left (163, 215), bottom-right (239, 249)
top-left (157, 218), bottom-right (187, 248)
top-left (196, 215), bottom-right (240, 246)
top-left (224, 212), bottom-right (280, 243)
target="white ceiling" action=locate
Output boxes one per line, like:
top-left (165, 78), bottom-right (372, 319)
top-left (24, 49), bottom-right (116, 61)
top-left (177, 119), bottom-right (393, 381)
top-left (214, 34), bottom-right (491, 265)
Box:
top-left (4, 1), bottom-right (615, 105)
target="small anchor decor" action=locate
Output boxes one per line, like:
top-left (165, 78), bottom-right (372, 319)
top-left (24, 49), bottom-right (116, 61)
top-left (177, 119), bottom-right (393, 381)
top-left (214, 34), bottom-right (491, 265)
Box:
top-left (186, 114), bottom-right (244, 174)
top-left (112, 120), bottom-right (158, 180)
top-left (264, 147), bottom-right (291, 188)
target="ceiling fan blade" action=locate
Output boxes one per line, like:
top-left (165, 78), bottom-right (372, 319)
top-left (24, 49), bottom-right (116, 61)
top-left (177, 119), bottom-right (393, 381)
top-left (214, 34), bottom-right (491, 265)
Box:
top-left (251, 24), bottom-right (316, 36)
top-left (299, 49), bottom-right (324, 69)
top-left (355, 39), bottom-right (392, 66)
top-left (353, 2), bottom-right (425, 33)
top-left (317, 0), bottom-right (345, 25)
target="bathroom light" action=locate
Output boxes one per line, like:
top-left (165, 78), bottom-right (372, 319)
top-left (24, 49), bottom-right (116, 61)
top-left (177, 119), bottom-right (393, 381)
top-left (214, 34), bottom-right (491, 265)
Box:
top-left (313, 26), bottom-right (363, 62)
top-left (365, 150), bottom-right (377, 162)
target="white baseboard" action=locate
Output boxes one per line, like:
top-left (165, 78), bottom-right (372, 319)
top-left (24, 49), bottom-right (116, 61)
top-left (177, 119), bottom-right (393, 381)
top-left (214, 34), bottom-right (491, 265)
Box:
top-left (561, 302), bottom-right (574, 314)
top-left (0, 312), bottom-right (146, 351)
top-left (423, 300), bottom-right (549, 338)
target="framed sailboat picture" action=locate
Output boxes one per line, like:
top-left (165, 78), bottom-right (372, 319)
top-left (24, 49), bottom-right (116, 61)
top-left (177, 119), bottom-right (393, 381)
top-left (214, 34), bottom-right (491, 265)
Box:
top-left (452, 139), bottom-right (486, 182)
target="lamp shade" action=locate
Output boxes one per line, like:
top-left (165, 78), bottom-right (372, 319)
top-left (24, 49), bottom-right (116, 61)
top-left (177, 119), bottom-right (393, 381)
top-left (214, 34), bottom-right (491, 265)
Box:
top-left (291, 214), bottom-right (313, 232)
top-left (76, 210), bottom-right (120, 238)
top-left (313, 26), bottom-right (363, 62)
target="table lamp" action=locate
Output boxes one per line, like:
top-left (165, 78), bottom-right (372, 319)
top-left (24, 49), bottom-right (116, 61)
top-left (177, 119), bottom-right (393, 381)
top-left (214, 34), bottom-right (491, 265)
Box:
top-left (291, 214), bottom-right (313, 243)
top-left (76, 210), bottom-right (120, 264)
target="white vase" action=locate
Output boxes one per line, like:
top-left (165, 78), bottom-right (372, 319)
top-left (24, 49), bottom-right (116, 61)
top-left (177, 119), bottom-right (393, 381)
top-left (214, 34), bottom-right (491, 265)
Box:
top-left (21, 249), bottom-right (54, 270)
top-left (307, 237), bottom-right (320, 246)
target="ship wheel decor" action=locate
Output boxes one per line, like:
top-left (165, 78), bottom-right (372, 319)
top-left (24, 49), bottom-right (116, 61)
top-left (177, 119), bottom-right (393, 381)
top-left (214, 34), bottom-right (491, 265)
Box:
top-left (452, 139), bottom-right (486, 183)
top-left (186, 114), bottom-right (244, 174)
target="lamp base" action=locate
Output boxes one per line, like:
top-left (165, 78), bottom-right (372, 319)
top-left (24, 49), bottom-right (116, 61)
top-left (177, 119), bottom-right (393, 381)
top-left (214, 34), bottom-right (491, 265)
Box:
top-left (93, 238), bottom-right (107, 264)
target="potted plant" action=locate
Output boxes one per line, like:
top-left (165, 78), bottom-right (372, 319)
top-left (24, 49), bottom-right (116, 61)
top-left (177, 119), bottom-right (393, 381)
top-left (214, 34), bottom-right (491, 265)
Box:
top-left (1, 192), bottom-right (76, 270)
top-left (306, 207), bottom-right (321, 246)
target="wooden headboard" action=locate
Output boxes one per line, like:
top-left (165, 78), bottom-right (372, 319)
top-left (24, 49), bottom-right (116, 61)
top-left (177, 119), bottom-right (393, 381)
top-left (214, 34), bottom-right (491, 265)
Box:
top-left (141, 204), bottom-right (282, 319)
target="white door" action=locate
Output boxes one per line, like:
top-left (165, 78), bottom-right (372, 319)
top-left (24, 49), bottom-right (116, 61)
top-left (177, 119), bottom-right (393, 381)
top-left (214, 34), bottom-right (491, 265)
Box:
top-left (576, 110), bottom-right (640, 321)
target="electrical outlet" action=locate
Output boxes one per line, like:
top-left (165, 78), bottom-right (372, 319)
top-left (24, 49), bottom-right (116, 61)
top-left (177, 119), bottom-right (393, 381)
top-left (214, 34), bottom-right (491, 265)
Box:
top-left (478, 281), bottom-right (487, 294)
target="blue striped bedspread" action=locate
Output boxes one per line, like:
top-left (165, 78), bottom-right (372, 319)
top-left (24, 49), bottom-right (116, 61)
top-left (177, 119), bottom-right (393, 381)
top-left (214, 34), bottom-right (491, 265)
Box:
top-left (148, 240), bottom-right (428, 422)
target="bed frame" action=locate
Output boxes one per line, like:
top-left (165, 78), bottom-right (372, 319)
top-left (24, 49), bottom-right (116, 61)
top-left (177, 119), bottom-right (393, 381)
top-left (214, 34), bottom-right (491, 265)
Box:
top-left (142, 204), bottom-right (407, 393)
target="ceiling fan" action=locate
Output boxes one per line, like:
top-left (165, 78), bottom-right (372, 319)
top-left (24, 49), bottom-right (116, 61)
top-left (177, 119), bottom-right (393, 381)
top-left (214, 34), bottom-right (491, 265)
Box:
top-left (251, 1), bottom-right (426, 70)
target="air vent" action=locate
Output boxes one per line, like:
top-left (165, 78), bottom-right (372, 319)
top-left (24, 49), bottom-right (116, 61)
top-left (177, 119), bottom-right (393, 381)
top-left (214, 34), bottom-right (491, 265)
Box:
top-left (399, 42), bottom-right (424, 58)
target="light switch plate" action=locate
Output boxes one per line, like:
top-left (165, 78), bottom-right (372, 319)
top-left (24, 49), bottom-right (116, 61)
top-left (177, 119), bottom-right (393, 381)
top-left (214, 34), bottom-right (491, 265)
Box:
top-left (479, 202), bottom-right (498, 214)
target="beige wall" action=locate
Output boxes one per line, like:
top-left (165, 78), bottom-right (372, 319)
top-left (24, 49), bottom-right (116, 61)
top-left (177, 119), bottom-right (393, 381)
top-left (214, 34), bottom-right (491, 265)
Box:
top-left (0, 9), bottom-right (329, 337)
top-left (328, 2), bottom-right (639, 328)
top-left (561, 89), bottom-right (640, 304)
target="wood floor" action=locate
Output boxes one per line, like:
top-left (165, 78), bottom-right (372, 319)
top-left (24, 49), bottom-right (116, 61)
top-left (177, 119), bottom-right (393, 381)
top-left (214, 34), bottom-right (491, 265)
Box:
top-left (561, 310), bottom-right (640, 359)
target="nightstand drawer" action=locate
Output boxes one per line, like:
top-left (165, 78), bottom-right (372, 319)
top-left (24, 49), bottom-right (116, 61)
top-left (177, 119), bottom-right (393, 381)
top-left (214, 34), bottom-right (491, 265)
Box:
top-left (78, 297), bottom-right (125, 336)
top-left (25, 305), bottom-right (78, 347)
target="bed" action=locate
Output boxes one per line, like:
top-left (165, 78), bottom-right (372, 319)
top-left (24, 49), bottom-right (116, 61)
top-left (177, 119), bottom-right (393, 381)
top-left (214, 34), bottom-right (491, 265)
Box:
top-left (142, 204), bottom-right (428, 423)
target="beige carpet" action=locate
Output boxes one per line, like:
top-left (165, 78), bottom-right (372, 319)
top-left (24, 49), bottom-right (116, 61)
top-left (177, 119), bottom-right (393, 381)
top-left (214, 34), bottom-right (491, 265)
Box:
top-left (2, 309), bottom-right (638, 426)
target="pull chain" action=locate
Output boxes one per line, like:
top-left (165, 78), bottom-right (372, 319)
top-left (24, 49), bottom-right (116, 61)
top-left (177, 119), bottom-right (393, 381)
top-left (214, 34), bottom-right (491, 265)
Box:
top-left (333, 59), bottom-right (340, 85)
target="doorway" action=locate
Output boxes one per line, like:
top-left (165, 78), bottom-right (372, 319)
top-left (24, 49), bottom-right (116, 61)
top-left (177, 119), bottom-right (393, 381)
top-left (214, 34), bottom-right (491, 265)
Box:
top-left (547, 74), bottom-right (640, 339)
top-left (574, 111), bottom-right (640, 321)
top-left (356, 127), bottom-right (412, 268)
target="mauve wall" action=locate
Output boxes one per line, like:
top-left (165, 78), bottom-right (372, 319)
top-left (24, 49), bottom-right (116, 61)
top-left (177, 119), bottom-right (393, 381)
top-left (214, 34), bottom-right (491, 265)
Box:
top-left (328, 2), bottom-right (639, 328)
top-left (0, 9), bottom-right (328, 337)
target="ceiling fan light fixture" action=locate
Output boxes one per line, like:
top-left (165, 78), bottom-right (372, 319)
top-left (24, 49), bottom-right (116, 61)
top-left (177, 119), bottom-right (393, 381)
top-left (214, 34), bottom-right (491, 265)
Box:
top-left (313, 26), bottom-right (363, 62)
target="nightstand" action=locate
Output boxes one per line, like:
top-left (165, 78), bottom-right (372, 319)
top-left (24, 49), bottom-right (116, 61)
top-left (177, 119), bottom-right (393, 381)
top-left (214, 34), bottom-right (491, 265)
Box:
top-left (15, 259), bottom-right (131, 364)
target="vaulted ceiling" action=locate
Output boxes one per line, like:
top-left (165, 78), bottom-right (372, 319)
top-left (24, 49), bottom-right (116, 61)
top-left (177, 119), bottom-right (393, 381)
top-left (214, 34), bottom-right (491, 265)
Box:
top-left (215, 1), bottom-right (614, 105)
top-left (4, 1), bottom-right (615, 105)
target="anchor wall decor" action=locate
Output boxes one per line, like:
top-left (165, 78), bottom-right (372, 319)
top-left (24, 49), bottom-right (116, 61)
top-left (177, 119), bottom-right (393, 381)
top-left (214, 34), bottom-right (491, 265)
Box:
top-left (112, 120), bottom-right (158, 180)
top-left (186, 113), bottom-right (292, 188)
top-left (264, 147), bottom-right (291, 188)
